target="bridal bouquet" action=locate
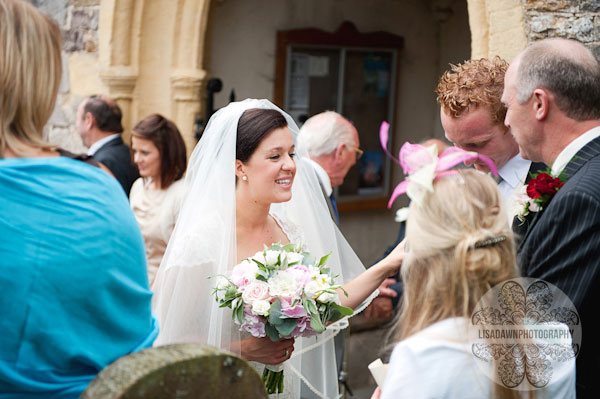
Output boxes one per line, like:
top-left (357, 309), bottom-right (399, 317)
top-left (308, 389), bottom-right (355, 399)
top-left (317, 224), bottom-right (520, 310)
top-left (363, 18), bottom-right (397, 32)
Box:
top-left (212, 242), bottom-right (353, 394)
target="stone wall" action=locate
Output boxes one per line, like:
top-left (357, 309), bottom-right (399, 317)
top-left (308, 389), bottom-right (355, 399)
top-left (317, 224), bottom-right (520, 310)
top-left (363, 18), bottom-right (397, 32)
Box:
top-left (523, 0), bottom-right (600, 60)
top-left (32, 0), bottom-right (101, 153)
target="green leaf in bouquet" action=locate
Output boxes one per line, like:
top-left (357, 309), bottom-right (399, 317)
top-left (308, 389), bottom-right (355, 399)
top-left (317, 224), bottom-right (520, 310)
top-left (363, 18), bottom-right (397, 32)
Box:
top-left (252, 258), bottom-right (265, 268)
top-left (280, 253), bottom-right (288, 269)
top-left (317, 252), bottom-right (332, 267)
top-left (219, 300), bottom-right (233, 308)
top-left (302, 253), bottom-right (316, 267)
top-left (309, 312), bottom-right (326, 333)
top-left (275, 318), bottom-right (297, 337)
top-left (325, 303), bottom-right (354, 323)
top-left (320, 268), bottom-right (330, 275)
top-left (302, 299), bottom-right (318, 316)
top-left (283, 243), bottom-right (297, 252)
top-left (265, 322), bottom-right (280, 342)
top-left (268, 300), bottom-right (283, 325)
top-left (256, 267), bottom-right (269, 281)
top-left (236, 302), bottom-right (244, 324)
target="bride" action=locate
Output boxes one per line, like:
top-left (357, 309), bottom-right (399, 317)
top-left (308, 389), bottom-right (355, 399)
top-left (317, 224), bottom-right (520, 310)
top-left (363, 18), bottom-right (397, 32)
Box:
top-left (152, 99), bottom-right (404, 398)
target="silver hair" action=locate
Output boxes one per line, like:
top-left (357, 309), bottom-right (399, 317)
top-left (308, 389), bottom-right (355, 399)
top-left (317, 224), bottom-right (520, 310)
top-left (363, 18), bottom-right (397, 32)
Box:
top-left (515, 39), bottom-right (600, 121)
top-left (297, 111), bottom-right (356, 157)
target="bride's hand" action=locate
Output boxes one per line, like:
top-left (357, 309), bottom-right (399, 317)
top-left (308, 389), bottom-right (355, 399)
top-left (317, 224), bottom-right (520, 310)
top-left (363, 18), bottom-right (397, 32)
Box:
top-left (241, 336), bottom-right (295, 365)
top-left (380, 239), bottom-right (406, 277)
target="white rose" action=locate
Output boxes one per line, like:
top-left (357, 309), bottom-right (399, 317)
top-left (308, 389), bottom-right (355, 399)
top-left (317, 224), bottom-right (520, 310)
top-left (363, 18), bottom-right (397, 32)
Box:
top-left (268, 270), bottom-right (300, 298)
top-left (308, 265), bottom-right (321, 279)
top-left (317, 273), bottom-right (331, 285)
top-left (265, 250), bottom-right (281, 266)
top-left (304, 280), bottom-right (321, 299)
top-left (251, 299), bottom-right (271, 316)
top-left (316, 291), bottom-right (338, 304)
top-left (215, 277), bottom-right (230, 301)
top-left (286, 252), bottom-right (304, 265)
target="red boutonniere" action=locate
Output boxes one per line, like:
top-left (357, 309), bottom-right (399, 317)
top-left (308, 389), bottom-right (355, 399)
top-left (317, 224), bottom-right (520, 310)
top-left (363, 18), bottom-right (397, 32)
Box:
top-left (526, 171), bottom-right (565, 210)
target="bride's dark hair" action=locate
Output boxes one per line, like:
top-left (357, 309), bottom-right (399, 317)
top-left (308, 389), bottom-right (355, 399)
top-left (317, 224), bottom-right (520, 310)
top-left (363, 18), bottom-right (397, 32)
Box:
top-left (236, 108), bottom-right (288, 162)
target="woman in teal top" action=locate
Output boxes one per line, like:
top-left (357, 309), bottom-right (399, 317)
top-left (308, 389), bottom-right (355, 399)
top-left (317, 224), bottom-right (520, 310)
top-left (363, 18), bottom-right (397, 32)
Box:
top-left (0, 1), bottom-right (158, 397)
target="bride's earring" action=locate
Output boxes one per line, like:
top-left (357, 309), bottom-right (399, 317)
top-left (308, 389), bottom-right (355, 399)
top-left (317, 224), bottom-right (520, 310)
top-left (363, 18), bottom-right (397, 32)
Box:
top-left (242, 175), bottom-right (248, 181)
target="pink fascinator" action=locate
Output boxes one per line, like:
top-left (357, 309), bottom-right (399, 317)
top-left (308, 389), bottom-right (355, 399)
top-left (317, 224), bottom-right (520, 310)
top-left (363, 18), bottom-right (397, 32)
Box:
top-left (380, 121), bottom-right (498, 207)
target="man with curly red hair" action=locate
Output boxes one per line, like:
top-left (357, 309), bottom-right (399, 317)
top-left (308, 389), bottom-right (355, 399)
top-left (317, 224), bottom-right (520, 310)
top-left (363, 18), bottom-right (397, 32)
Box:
top-left (436, 57), bottom-right (545, 236)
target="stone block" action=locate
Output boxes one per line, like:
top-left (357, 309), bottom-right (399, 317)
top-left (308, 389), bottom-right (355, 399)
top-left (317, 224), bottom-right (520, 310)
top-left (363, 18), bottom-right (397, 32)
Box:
top-left (564, 16), bottom-right (595, 42)
top-left (59, 53), bottom-right (70, 94)
top-left (71, 8), bottom-right (99, 30)
top-left (529, 15), bottom-right (557, 33)
top-left (48, 103), bottom-right (69, 128)
top-left (596, 16), bottom-right (600, 40)
top-left (63, 29), bottom-right (84, 52)
top-left (524, 0), bottom-right (569, 12)
top-left (81, 344), bottom-right (267, 399)
top-left (486, 0), bottom-right (523, 13)
top-left (580, 0), bottom-right (600, 12)
top-left (32, 0), bottom-right (69, 26)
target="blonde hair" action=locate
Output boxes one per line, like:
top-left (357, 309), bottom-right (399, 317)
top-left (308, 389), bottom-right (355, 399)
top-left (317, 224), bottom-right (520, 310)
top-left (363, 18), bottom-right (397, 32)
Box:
top-left (396, 170), bottom-right (527, 398)
top-left (0, 0), bottom-right (62, 157)
top-left (436, 57), bottom-right (508, 124)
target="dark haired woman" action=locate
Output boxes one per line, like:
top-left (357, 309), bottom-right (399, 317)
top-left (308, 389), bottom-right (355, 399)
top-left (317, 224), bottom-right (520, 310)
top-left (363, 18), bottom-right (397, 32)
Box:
top-left (152, 99), bottom-right (404, 399)
top-left (130, 114), bottom-right (187, 285)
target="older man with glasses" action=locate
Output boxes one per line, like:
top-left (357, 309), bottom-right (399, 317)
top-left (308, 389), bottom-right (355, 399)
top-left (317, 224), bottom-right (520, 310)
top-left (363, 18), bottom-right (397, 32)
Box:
top-left (297, 110), bottom-right (362, 224)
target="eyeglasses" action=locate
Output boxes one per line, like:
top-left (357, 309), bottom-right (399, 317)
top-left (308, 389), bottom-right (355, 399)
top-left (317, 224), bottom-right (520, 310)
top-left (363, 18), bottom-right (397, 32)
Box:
top-left (349, 145), bottom-right (364, 161)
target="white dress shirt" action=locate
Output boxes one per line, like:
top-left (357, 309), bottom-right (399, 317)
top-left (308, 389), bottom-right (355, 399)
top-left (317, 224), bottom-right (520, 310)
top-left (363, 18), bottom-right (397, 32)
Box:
top-left (87, 133), bottom-right (121, 156)
top-left (551, 126), bottom-right (600, 176)
top-left (497, 153), bottom-right (532, 202)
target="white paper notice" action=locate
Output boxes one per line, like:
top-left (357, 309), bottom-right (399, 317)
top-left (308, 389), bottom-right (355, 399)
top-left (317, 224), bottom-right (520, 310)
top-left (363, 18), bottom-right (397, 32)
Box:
top-left (309, 56), bottom-right (329, 77)
top-left (368, 358), bottom-right (389, 387)
top-left (289, 53), bottom-right (310, 109)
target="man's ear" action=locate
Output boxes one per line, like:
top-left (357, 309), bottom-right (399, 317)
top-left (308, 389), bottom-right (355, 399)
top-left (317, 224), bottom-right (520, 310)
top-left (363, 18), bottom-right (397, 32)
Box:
top-left (334, 142), bottom-right (346, 164)
top-left (84, 112), bottom-right (95, 130)
top-left (532, 88), bottom-right (549, 121)
top-left (234, 159), bottom-right (245, 179)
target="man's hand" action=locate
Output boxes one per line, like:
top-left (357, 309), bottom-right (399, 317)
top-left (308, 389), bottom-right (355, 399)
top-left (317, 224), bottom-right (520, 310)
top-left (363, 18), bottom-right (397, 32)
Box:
top-left (378, 278), bottom-right (398, 298)
top-left (364, 296), bottom-right (394, 320)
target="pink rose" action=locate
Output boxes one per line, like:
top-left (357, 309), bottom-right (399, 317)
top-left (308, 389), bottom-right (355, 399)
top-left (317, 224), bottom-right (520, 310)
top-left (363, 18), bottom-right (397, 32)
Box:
top-left (231, 260), bottom-right (258, 290)
top-left (287, 265), bottom-right (311, 289)
top-left (280, 297), bottom-right (307, 318)
top-left (242, 280), bottom-right (270, 304)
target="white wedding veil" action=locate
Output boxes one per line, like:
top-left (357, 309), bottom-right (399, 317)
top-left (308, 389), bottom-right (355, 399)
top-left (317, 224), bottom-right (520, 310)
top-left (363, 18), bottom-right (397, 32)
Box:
top-left (152, 99), bottom-right (372, 398)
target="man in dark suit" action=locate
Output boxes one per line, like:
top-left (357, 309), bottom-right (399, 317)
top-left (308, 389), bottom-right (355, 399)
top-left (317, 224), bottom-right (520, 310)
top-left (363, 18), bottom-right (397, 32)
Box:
top-left (76, 95), bottom-right (139, 196)
top-left (502, 38), bottom-right (600, 398)
top-left (436, 57), bottom-right (546, 241)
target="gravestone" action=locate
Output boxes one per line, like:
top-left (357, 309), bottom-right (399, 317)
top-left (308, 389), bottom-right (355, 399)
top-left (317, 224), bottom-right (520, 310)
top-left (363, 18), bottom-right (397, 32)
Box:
top-left (81, 344), bottom-right (267, 399)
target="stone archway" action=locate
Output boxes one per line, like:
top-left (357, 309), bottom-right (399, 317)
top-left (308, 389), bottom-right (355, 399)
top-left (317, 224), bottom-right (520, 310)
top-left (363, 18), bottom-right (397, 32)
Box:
top-left (98, 0), bottom-right (211, 150)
